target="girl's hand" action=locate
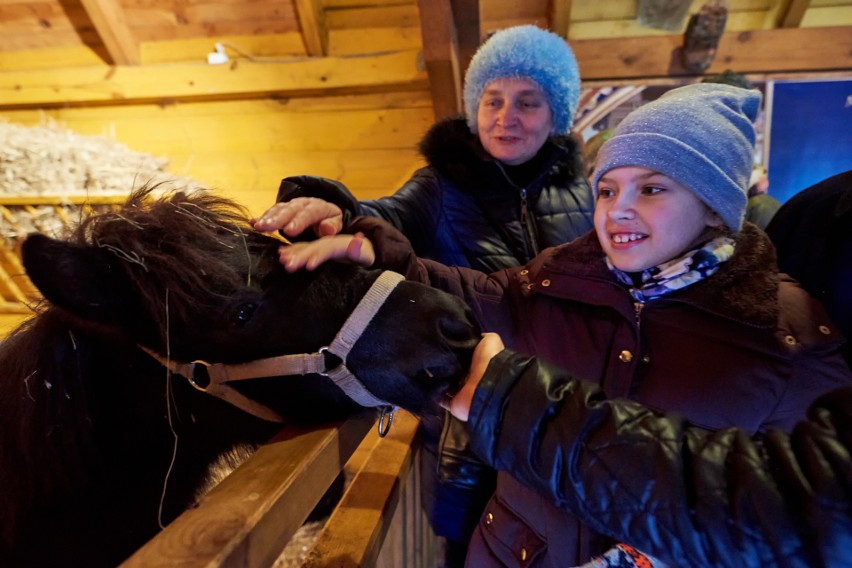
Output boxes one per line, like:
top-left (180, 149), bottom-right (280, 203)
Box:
top-left (447, 332), bottom-right (505, 421)
top-left (277, 232), bottom-right (375, 272)
top-left (251, 197), bottom-right (343, 237)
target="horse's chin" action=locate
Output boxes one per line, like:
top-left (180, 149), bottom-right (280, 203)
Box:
top-left (412, 357), bottom-right (473, 408)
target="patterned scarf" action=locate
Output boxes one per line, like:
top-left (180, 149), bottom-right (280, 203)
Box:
top-left (577, 543), bottom-right (667, 568)
top-left (607, 236), bottom-right (735, 303)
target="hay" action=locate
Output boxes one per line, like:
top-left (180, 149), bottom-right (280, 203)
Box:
top-left (0, 118), bottom-right (189, 196)
top-left (0, 119), bottom-right (205, 309)
top-left (0, 119), bottom-right (203, 242)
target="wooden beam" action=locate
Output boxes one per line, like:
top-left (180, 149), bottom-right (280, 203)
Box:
top-left (0, 50), bottom-right (427, 109)
top-left (550, 0), bottom-right (573, 38)
top-left (303, 411), bottom-right (421, 567)
top-left (78, 0), bottom-right (140, 65)
top-left (451, 0), bottom-right (482, 77)
top-left (122, 414), bottom-right (375, 567)
top-left (571, 25), bottom-right (852, 81)
top-left (417, 0), bottom-right (462, 119)
top-left (778, 0), bottom-right (811, 28)
top-left (294, 0), bottom-right (328, 56)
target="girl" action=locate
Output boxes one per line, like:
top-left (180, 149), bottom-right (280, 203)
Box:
top-left (276, 83), bottom-right (852, 567)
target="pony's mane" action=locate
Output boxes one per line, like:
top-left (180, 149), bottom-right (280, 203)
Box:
top-left (73, 184), bottom-right (271, 333)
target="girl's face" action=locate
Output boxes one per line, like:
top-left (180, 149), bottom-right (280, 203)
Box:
top-left (594, 166), bottom-right (724, 272)
top-left (477, 77), bottom-right (554, 166)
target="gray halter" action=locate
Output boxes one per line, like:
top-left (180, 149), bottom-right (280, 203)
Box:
top-left (141, 270), bottom-right (404, 435)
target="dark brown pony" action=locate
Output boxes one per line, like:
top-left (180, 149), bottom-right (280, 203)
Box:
top-left (0, 186), bottom-right (478, 567)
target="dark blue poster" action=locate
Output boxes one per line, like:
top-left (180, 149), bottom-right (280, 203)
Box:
top-left (767, 79), bottom-right (852, 203)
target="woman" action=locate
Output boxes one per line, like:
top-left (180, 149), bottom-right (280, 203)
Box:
top-left (254, 25), bottom-right (595, 562)
top-left (253, 24), bottom-right (594, 272)
top-left (275, 83), bottom-right (852, 567)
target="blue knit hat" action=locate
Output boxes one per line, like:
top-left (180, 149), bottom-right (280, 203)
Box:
top-left (463, 25), bottom-right (580, 135)
top-left (592, 83), bottom-right (761, 231)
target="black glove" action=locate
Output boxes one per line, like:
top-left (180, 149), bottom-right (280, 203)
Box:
top-left (276, 175), bottom-right (361, 214)
top-left (274, 175), bottom-right (362, 241)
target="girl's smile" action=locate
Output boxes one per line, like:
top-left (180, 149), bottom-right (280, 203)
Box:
top-left (594, 167), bottom-right (723, 272)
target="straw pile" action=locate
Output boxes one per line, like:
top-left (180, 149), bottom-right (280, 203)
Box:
top-left (0, 119), bottom-right (202, 240)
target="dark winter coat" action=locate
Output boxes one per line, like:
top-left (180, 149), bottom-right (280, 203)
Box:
top-left (767, 169), bottom-right (852, 367)
top-left (277, 116), bottom-right (594, 273)
top-left (467, 352), bottom-right (852, 568)
top-left (350, 217), bottom-right (852, 567)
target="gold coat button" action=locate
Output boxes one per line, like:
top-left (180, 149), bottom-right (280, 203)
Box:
top-left (819, 325), bottom-right (831, 335)
top-left (485, 512), bottom-right (493, 525)
top-left (520, 547), bottom-right (528, 561)
top-left (784, 335), bottom-right (796, 345)
top-left (619, 350), bottom-right (633, 363)
top-left (541, 279), bottom-right (551, 287)
top-left (520, 269), bottom-right (529, 275)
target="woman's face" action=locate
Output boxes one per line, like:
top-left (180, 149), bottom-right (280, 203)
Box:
top-left (477, 77), bottom-right (554, 166)
top-left (594, 166), bottom-right (724, 272)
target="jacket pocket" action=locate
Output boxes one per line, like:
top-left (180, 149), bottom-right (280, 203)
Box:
top-left (477, 494), bottom-right (546, 566)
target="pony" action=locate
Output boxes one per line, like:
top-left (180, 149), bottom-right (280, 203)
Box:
top-left (0, 186), bottom-right (479, 566)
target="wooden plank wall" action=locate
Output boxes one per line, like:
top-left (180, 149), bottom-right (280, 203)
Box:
top-left (0, 0), bottom-right (429, 216)
top-left (0, 0), bottom-right (429, 335)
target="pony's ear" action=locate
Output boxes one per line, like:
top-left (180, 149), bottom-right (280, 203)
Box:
top-left (22, 233), bottom-right (135, 325)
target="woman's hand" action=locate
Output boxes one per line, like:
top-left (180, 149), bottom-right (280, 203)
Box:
top-left (278, 232), bottom-right (376, 272)
top-left (251, 197), bottom-right (344, 238)
top-left (447, 332), bottom-right (505, 422)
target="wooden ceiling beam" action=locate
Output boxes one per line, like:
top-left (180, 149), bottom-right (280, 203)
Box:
top-left (294, 0), bottom-right (329, 56)
top-left (778, 0), bottom-right (812, 28)
top-left (550, 0), bottom-right (573, 38)
top-left (416, 0), bottom-right (463, 119)
top-left (572, 25), bottom-right (852, 81)
top-left (451, 0), bottom-right (482, 77)
top-left (0, 50), bottom-right (427, 109)
top-left (78, 0), bottom-right (139, 65)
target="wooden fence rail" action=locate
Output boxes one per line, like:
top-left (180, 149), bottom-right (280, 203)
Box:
top-left (122, 410), bottom-right (436, 567)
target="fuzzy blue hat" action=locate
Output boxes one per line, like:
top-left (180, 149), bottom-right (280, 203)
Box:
top-left (592, 83), bottom-right (761, 231)
top-left (463, 25), bottom-right (580, 135)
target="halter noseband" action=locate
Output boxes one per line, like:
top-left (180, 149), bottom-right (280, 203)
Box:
top-left (141, 270), bottom-right (404, 436)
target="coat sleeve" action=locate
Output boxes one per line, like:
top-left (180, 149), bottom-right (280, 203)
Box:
top-left (347, 215), bottom-right (516, 332)
top-left (467, 349), bottom-right (852, 568)
top-left (277, 170), bottom-right (444, 254)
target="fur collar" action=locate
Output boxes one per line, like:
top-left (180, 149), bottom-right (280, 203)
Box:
top-left (535, 223), bottom-right (781, 326)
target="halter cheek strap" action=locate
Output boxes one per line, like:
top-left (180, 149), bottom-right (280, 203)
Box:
top-left (140, 270), bottom-right (404, 434)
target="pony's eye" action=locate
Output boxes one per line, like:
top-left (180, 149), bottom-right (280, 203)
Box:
top-left (234, 303), bottom-right (257, 325)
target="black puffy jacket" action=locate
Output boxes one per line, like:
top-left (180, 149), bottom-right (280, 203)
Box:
top-left (468, 350), bottom-right (852, 568)
top-left (276, 116), bottom-right (594, 273)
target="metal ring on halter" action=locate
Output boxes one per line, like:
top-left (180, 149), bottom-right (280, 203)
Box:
top-left (377, 406), bottom-right (397, 438)
top-left (317, 346), bottom-right (331, 376)
top-left (187, 360), bottom-right (213, 391)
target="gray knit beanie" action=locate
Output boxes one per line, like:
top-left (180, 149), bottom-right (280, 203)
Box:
top-left (463, 25), bottom-right (580, 135)
top-left (592, 83), bottom-right (761, 231)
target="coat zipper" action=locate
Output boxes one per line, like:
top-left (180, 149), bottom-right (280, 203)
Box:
top-left (494, 161), bottom-right (544, 260)
top-left (633, 300), bottom-right (644, 328)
